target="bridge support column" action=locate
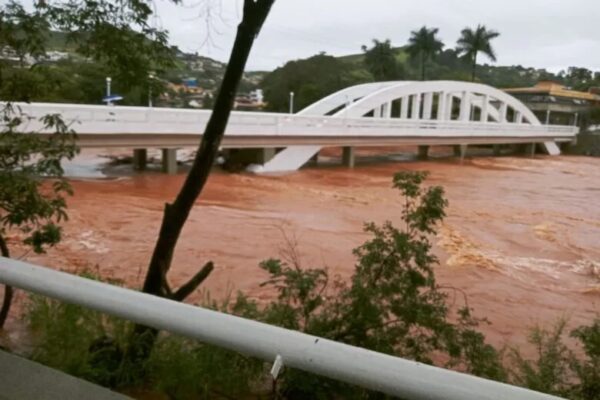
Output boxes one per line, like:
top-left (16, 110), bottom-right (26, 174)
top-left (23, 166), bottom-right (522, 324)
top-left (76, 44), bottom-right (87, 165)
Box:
top-left (493, 145), bottom-right (501, 156)
top-left (133, 149), bottom-right (147, 171)
top-left (342, 146), bottom-right (355, 168)
top-left (417, 145), bottom-right (429, 160)
top-left (161, 148), bottom-right (178, 175)
top-left (453, 145), bottom-right (468, 162)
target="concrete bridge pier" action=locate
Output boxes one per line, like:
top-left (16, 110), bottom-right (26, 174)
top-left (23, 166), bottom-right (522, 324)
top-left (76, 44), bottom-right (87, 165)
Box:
top-left (453, 145), bottom-right (468, 162)
top-left (342, 146), bottom-right (355, 168)
top-left (527, 143), bottom-right (537, 158)
top-left (132, 149), bottom-right (147, 171)
top-left (493, 144), bottom-right (502, 156)
top-left (162, 148), bottom-right (178, 175)
top-left (417, 145), bottom-right (429, 160)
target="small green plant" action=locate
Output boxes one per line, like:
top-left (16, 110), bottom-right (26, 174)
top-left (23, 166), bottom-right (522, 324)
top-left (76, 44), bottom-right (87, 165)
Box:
top-left (509, 318), bottom-right (600, 400)
top-left (24, 272), bottom-right (267, 398)
top-left (508, 320), bottom-right (572, 396)
top-left (570, 319), bottom-right (600, 400)
top-left (26, 293), bottom-right (133, 387)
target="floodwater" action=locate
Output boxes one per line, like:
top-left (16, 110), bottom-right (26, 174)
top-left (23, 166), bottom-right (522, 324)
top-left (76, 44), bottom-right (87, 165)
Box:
top-left (2, 147), bottom-right (599, 353)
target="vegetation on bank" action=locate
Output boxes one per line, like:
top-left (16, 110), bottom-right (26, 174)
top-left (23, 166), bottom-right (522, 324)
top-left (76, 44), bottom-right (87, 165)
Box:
top-left (18, 172), bottom-right (600, 399)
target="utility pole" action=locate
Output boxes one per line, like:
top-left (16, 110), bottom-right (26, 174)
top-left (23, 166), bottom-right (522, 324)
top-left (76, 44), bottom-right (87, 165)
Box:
top-left (105, 77), bottom-right (112, 105)
top-left (148, 73), bottom-right (155, 108)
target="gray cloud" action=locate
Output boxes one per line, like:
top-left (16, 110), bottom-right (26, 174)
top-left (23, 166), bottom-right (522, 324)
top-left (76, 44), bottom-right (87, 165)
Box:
top-left (157, 0), bottom-right (600, 72)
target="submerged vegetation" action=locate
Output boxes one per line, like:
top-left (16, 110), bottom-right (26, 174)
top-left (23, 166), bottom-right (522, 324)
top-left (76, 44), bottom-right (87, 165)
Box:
top-left (19, 172), bottom-right (600, 399)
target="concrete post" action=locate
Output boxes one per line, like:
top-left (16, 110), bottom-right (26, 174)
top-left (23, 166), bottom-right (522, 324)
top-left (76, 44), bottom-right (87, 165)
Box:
top-left (437, 92), bottom-right (446, 121)
top-left (423, 92), bottom-right (434, 120)
top-left (499, 103), bottom-right (508, 123)
top-left (400, 96), bottom-right (409, 119)
top-left (515, 111), bottom-right (523, 123)
top-left (384, 102), bottom-right (392, 118)
top-left (342, 146), bottom-right (355, 168)
top-left (545, 110), bottom-right (551, 125)
top-left (260, 148), bottom-right (276, 164)
top-left (161, 148), bottom-right (177, 175)
top-left (411, 94), bottom-right (421, 120)
top-left (445, 93), bottom-right (454, 120)
top-left (459, 91), bottom-right (471, 121)
top-left (133, 149), bottom-right (147, 171)
top-left (417, 145), bottom-right (429, 160)
top-left (529, 143), bottom-right (536, 158)
top-left (481, 95), bottom-right (489, 123)
top-left (453, 145), bottom-right (468, 161)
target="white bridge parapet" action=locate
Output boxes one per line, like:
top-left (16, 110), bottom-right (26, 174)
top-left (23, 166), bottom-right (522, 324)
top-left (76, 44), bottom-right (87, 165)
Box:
top-left (4, 80), bottom-right (577, 172)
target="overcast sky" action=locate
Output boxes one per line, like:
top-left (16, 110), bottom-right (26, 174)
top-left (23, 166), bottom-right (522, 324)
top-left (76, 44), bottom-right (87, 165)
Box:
top-left (155, 0), bottom-right (599, 73)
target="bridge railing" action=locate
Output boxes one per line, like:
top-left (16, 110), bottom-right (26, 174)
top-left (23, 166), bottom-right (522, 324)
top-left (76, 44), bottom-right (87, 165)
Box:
top-left (0, 257), bottom-right (563, 400)
top-left (9, 102), bottom-right (578, 139)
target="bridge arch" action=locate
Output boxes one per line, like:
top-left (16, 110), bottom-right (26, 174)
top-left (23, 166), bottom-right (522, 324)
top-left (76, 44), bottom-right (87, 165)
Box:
top-left (336, 81), bottom-right (541, 125)
top-left (261, 80), bottom-right (546, 173)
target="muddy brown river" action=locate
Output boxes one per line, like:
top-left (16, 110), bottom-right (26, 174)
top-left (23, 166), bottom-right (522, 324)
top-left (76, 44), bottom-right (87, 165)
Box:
top-left (2, 148), bottom-right (599, 354)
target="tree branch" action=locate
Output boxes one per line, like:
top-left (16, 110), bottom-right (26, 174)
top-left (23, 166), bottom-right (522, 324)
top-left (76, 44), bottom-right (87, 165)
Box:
top-left (171, 261), bottom-right (214, 302)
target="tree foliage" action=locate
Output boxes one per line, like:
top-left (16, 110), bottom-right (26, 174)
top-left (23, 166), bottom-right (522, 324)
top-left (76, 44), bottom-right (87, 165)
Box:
top-left (456, 24), bottom-right (500, 81)
top-left (362, 39), bottom-right (404, 81)
top-left (0, 103), bottom-right (78, 327)
top-left (406, 26), bottom-right (444, 81)
top-left (0, 0), bottom-right (175, 105)
top-left (0, 0), bottom-right (176, 327)
top-left (262, 53), bottom-right (371, 112)
top-left (256, 171), bottom-right (505, 398)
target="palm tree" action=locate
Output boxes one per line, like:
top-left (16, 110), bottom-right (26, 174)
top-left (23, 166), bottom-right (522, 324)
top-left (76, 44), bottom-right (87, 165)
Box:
top-left (456, 25), bottom-right (500, 81)
top-left (361, 39), bottom-right (400, 81)
top-left (406, 26), bottom-right (444, 81)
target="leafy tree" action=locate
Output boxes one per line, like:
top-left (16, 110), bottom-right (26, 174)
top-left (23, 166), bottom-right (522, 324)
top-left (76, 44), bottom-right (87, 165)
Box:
top-left (262, 53), bottom-right (369, 112)
top-left (456, 24), bottom-right (500, 81)
top-left (0, 104), bottom-right (78, 328)
top-left (406, 26), bottom-right (445, 81)
top-left (361, 39), bottom-right (402, 81)
top-left (0, 0), bottom-right (177, 327)
top-left (0, 0), bottom-right (174, 105)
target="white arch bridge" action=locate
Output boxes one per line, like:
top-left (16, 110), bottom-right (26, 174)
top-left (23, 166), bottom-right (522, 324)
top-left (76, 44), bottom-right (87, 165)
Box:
top-left (11, 81), bottom-right (577, 173)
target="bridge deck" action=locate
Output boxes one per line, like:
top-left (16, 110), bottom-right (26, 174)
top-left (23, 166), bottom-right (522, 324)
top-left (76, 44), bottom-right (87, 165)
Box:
top-left (13, 102), bottom-right (576, 149)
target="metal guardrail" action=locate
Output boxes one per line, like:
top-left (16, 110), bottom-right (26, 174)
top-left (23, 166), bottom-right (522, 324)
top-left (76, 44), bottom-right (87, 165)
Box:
top-left (0, 257), bottom-right (563, 400)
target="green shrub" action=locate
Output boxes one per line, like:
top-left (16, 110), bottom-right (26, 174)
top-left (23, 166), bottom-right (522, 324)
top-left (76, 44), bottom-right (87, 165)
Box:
top-left (257, 171), bottom-right (505, 398)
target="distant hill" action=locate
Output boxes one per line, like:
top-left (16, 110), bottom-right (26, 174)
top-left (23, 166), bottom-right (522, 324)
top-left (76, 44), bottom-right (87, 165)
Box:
top-left (39, 31), bottom-right (266, 93)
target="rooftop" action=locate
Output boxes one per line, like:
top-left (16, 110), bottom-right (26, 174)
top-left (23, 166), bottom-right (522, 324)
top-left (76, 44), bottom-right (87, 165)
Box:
top-left (505, 81), bottom-right (600, 102)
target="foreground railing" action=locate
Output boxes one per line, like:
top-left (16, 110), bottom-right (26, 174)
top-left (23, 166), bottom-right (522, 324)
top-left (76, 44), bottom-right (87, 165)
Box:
top-left (0, 257), bottom-right (563, 400)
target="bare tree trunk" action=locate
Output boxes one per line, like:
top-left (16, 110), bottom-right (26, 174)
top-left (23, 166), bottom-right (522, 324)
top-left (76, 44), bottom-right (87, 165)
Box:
top-left (0, 235), bottom-right (12, 329)
top-left (471, 54), bottom-right (477, 82)
top-left (421, 52), bottom-right (426, 81)
top-left (127, 0), bottom-right (275, 361)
